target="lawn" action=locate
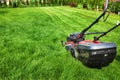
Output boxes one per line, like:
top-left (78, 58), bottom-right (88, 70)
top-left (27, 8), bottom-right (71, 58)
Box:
top-left (0, 6), bottom-right (120, 80)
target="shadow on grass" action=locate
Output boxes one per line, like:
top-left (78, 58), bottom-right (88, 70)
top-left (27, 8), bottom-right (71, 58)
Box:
top-left (115, 55), bottom-right (120, 61)
top-left (0, 10), bottom-right (8, 14)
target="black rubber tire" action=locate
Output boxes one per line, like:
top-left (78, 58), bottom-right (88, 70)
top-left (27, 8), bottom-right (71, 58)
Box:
top-left (70, 49), bottom-right (76, 58)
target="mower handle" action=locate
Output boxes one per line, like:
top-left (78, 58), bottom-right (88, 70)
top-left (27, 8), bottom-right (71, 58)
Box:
top-left (80, 0), bottom-right (109, 36)
top-left (103, 2), bottom-right (115, 22)
top-left (94, 23), bottom-right (120, 41)
top-left (85, 32), bottom-right (105, 35)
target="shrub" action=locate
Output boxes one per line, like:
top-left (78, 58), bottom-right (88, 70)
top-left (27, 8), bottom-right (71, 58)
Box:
top-left (83, 2), bottom-right (88, 9)
top-left (109, 2), bottom-right (120, 14)
top-left (69, 2), bottom-right (77, 7)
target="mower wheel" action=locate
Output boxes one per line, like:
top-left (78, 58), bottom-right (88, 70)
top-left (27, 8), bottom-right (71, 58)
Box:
top-left (70, 49), bottom-right (76, 58)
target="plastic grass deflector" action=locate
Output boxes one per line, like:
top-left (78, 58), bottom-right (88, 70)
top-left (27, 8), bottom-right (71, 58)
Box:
top-left (62, 0), bottom-right (120, 69)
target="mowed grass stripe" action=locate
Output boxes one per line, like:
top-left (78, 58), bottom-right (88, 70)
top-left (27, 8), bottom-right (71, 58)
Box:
top-left (55, 7), bottom-right (120, 32)
top-left (49, 7), bottom-right (85, 31)
top-left (41, 7), bottom-right (79, 34)
top-left (51, 7), bottom-right (109, 33)
top-left (41, 7), bottom-right (71, 35)
top-left (47, 7), bottom-right (87, 31)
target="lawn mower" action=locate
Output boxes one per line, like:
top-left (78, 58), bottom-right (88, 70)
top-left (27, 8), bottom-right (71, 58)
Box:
top-left (61, 0), bottom-right (120, 68)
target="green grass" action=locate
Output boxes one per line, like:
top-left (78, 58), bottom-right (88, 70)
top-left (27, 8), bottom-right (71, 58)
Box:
top-left (0, 6), bottom-right (120, 80)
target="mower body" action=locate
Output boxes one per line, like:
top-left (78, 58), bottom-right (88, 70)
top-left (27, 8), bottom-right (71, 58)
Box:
top-left (65, 33), bottom-right (116, 68)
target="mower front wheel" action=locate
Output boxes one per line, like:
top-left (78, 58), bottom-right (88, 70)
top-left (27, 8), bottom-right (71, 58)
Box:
top-left (70, 49), bottom-right (75, 58)
top-left (70, 48), bottom-right (78, 58)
